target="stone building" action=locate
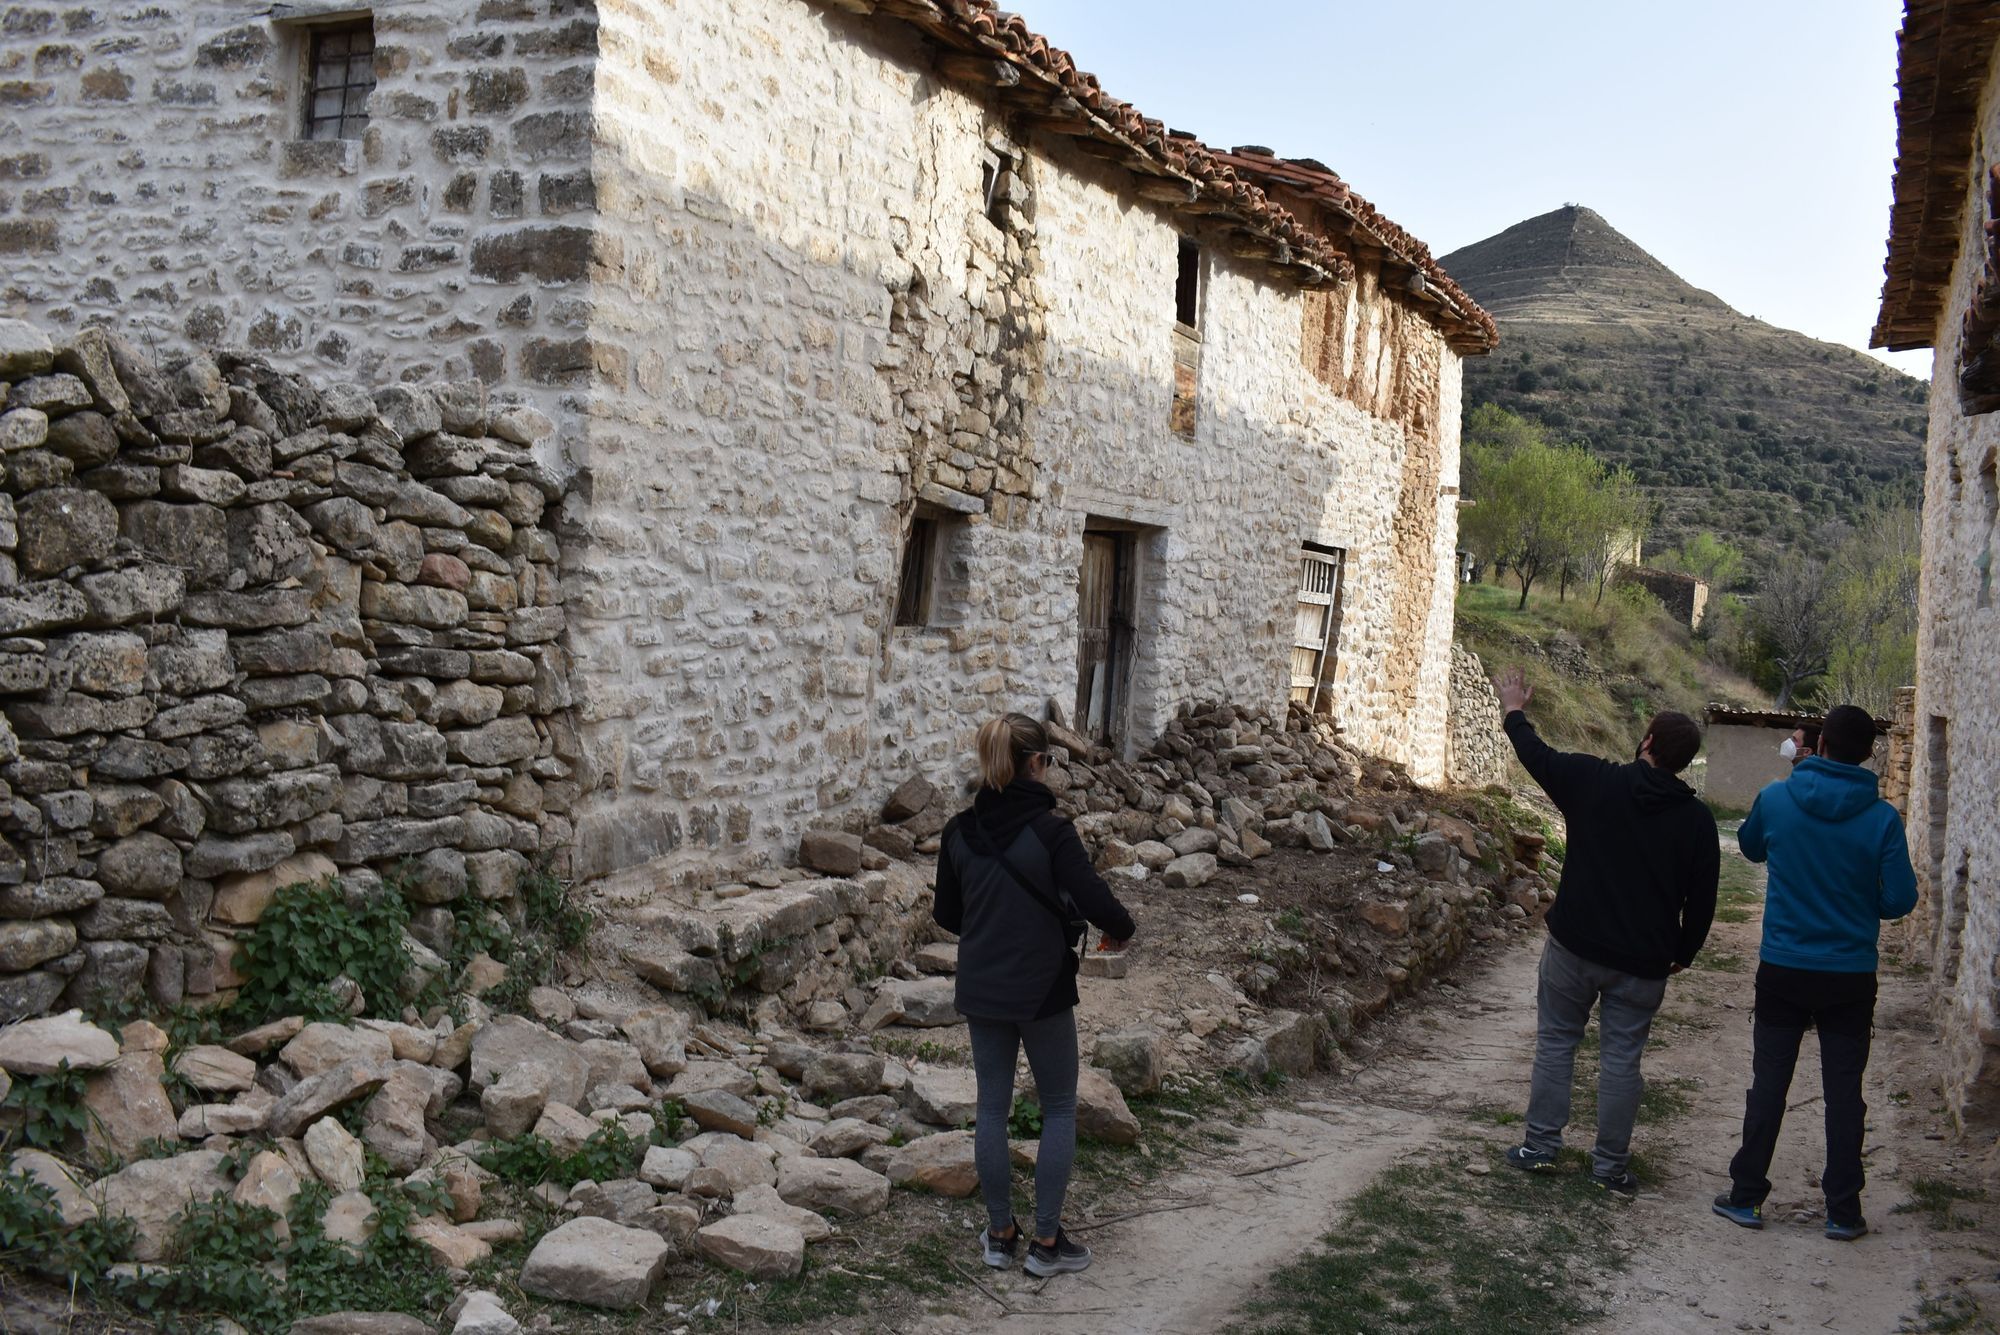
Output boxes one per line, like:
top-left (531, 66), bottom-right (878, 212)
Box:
top-left (0, 0), bottom-right (1495, 898)
top-left (1871, 0), bottom-right (2000, 1131)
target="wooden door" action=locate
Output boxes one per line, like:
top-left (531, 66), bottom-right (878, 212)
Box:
top-left (1290, 550), bottom-right (1345, 708)
top-left (1077, 531), bottom-right (1134, 742)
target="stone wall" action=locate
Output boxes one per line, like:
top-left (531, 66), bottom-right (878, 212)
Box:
top-left (0, 0), bottom-right (598, 441)
top-left (1445, 646), bottom-right (1507, 789)
top-left (1615, 566), bottom-right (1708, 630)
top-left (1, 0), bottom-right (1473, 893)
top-left (1906, 38), bottom-right (2000, 1132)
top-left (0, 320), bottom-right (572, 1021)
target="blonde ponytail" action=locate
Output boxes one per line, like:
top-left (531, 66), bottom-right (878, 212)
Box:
top-left (976, 712), bottom-right (1050, 790)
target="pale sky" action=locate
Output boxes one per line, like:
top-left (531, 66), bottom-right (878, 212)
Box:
top-left (1013, 0), bottom-right (1935, 381)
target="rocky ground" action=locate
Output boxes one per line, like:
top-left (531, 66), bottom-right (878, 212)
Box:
top-left (0, 701), bottom-right (1564, 1332)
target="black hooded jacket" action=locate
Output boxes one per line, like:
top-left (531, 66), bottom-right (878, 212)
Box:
top-left (933, 778), bottom-right (1136, 1023)
top-left (1505, 711), bottom-right (1719, 978)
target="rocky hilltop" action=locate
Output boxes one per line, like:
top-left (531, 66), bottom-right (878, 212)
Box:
top-left (1442, 206), bottom-right (1928, 562)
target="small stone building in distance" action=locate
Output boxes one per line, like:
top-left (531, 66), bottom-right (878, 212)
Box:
top-left (0, 0), bottom-right (1495, 897)
top-left (1872, 0), bottom-right (2000, 1131)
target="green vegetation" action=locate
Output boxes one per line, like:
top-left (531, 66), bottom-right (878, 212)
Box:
top-left (234, 877), bottom-right (416, 1023)
top-left (0, 1061), bottom-right (92, 1152)
top-left (1455, 580), bottom-right (1759, 761)
top-left (1892, 1178), bottom-right (1989, 1232)
top-left (0, 1166), bottom-right (135, 1290)
top-left (1713, 856), bottom-right (1762, 924)
top-left (1232, 1147), bottom-right (1630, 1335)
top-left (1461, 406), bottom-right (1650, 609)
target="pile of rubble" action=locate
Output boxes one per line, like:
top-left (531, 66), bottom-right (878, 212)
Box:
top-left (0, 319), bottom-right (574, 1026)
top-left (0, 962), bottom-right (1145, 1330)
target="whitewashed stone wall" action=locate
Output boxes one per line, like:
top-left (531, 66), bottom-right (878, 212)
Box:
top-left (1908, 44), bottom-right (2000, 1132)
top-left (1, 0), bottom-right (1470, 891)
top-left (564, 0), bottom-right (1463, 883)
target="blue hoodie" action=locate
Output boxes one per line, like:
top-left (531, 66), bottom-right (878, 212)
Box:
top-left (1739, 756), bottom-right (1918, 973)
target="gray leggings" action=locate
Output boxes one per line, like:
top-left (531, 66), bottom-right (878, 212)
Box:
top-left (967, 1009), bottom-right (1078, 1239)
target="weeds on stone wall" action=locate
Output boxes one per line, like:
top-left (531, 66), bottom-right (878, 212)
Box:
top-left (113, 1163), bottom-right (456, 1331)
top-left (0, 1060), bottom-right (91, 1150)
top-left (0, 1166), bottom-right (135, 1290)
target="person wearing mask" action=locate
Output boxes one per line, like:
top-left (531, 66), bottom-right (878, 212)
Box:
top-left (1779, 723), bottom-right (1821, 768)
top-left (933, 712), bottom-right (1135, 1277)
top-left (1713, 705), bottom-right (1916, 1241)
top-left (1494, 667), bottom-right (1720, 1195)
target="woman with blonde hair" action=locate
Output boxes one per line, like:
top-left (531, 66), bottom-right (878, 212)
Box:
top-left (934, 711), bottom-right (1136, 1278)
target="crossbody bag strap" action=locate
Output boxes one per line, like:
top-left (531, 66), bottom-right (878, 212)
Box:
top-left (980, 828), bottom-right (1087, 970)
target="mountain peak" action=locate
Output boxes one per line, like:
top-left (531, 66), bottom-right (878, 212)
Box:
top-left (1440, 205), bottom-right (1733, 325)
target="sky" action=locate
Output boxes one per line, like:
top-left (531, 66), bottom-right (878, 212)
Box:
top-left (1011, 0), bottom-right (1934, 380)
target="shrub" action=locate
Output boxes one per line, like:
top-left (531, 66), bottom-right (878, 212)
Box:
top-left (233, 878), bottom-right (413, 1023)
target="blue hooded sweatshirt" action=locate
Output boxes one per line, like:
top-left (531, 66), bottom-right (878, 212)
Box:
top-left (1738, 756), bottom-right (1918, 973)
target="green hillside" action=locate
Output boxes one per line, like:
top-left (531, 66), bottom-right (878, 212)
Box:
top-left (1441, 206), bottom-right (1928, 562)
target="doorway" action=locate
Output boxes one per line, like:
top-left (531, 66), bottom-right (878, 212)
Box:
top-left (1076, 527), bottom-right (1138, 744)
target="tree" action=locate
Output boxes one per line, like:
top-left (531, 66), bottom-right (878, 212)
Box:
top-left (1752, 550), bottom-right (1837, 708)
top-left (1822, 505), bottom-right (1921, 713)
top-left (1662, 532), bottom-right (1745, 591)
top-left (1461, 407), bottom-right (1644, 610)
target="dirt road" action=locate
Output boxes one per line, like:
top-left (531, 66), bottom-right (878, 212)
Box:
top-left (938, 836), bottom-right (1996, 1335)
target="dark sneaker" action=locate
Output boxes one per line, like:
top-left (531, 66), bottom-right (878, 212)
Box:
top-left (982, 1218), bottom-right (1022, 1269)
top-left (1592, 1169), bottom-right (1640, 1198)
top-left (1025, 1227), bottom-right (1092, 1277)
top-left (1712, 1193), bottom-right (1764, 1229)
top-left (1824, 1217), bottom-right (1869, 1242)
top-left (1505, 1144), bottom-right (1557, 1173)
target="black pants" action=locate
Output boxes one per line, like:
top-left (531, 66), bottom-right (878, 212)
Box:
top-left (1727, 962), bottom-right (1877, 1226)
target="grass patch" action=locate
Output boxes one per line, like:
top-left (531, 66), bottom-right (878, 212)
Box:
top-left (1690, 950), bottom-right (1746, 973)
top-left (871, 1035), bottom-right (970, 1067)
top-left (1892, 1178), bottom-right (1989, 1232)
top-left (1232, 1145), bottom-right (1629, 1334)
top-left (1899, 1289), bottom-right (1993, 1334)
top-left (1454, 581), bottom-right (1763, 763)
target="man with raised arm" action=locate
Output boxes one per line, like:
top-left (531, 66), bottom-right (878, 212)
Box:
top-left (1494, 666), bottom-right (1720, 1196)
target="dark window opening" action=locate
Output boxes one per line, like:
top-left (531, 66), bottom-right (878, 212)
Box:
top-left (305, 20), bottom-right (376, 141)
top-left (894, 516), bottom-right (939, 627)
top-left (1175, 239), bottom-right (1202, 328)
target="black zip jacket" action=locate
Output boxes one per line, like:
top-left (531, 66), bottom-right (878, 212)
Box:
top-left (1505, 710), bottom-right (1719, 978)
top-left (933, 778), bottom-right (1136, 1022)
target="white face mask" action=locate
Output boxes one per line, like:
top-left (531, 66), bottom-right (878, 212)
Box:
top-left (1778, 737), bottom-right (1798, 762)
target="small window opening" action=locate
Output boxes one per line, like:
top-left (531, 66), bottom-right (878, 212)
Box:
top-left (305, 20), bottom-right (376, 141)
top-left (894, 516), bottom-right (939, 627)
top-left (982, 145), bottom-right (1021, 225)
top-left (1175, 239), bottom-right (1202, 328)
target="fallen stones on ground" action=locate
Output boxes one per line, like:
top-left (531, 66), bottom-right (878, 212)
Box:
top-left (519, 1216), bottom-right (672, 1309)
top-left (696, 1213), bottom-right (806, 1281)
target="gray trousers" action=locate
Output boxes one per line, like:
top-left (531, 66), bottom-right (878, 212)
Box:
top-left (967, 1009), bottom-right (1078, 1239)
top-left (1524, 935), bottom-right (1669, 1177)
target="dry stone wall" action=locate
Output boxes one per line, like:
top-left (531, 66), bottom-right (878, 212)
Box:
top-left (1445, 646), bottom-right (1508, 788)
top-left (0, 318), bottom-right (573, 1021)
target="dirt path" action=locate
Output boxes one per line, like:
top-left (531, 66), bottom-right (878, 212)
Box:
top-left (933, 834), bottom-right (1993, 1335)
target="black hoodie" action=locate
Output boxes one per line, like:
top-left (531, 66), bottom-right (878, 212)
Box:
top-left (1505, 711), bottom-right (1719, 979)
top-left (933, 778), bottom-right (1136, 1022)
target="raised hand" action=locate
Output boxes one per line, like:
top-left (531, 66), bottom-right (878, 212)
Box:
top-left (1494, 666), bottom-right (1533, 715)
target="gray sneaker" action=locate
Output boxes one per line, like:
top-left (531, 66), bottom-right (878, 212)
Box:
top-left (982, 1219), bottom-right (1022, 1269)
top-left (1025, 1227), bottom-right (1092, 1277)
